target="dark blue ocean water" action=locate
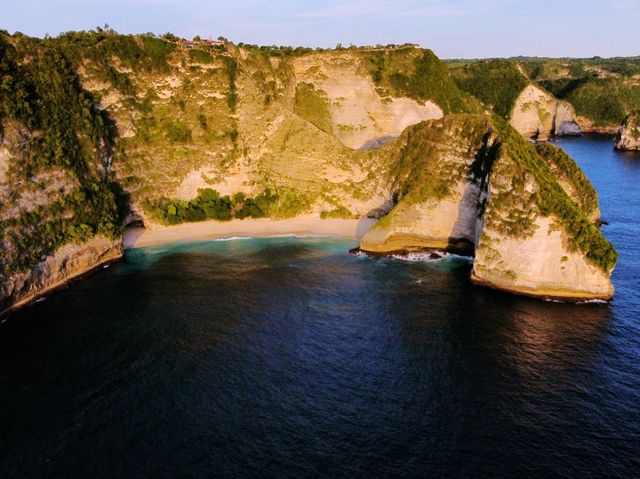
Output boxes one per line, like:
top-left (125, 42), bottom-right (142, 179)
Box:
top-left (0, 136), bottom-right (639, 478)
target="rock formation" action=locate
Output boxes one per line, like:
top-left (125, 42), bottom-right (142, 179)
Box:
top-left (1, 237), bottom-right (122, 315)
top-left (292, 52), bottom-right (444, 150)
top-left (615, 111), bottom-right (640, 150)
top-left (0, 31), bottom-right (618, 311)
top-left (509, 84), bottom-right (581, 141)
top-left (360, 116), bottom-right (616, 301)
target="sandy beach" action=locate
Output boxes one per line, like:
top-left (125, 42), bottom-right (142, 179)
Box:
top-left (122, 216), bottom-right (378, 249)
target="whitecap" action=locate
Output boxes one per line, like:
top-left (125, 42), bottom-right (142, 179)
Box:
top-left (213, 236), bottom-right (253, 242)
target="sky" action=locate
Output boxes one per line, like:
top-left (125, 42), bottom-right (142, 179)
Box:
top-left (3, 0), bottom-right (640, 58)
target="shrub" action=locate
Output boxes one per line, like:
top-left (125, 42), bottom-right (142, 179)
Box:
top-left (165, 120), bottom-right (192, 143)
top-left (450, 60), bottom-right (528, 118)
top-left (144, 188), bottom-right (278, 225)
top-left (294, 83), bottom-right (332, 133)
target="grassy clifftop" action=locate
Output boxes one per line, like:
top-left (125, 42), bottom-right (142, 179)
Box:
top-left (449, 60), bottom-right (528, 118)
top-left (367, 48), bottom-right (481, 114)
top-left (448, 56), bottom-right (640, 128)
top-left (542, 77), bottom-right (640, 127)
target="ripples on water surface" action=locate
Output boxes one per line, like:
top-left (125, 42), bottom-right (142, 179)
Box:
top-left (0, 136), bottom-right (639, 477)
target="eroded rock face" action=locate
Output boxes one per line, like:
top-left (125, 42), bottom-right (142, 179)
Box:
top-left (359, 115), bottom-right (616, 301)
top-left (1, 236), bottom-right (123, 314)
top-left (292, 52), bottom-right (444, 150)
top-left (615, 111), bottom-right (640, 150)
top-left (0, 33), bottom-right (617, 307)
top-left (510, 84), bottom-right (581, 140)
top-left (0, 38), bottom-right (123, 315)
top-left (472, 217), bottom-right (613, 301)
top-left (360, 182), bottom-right (483, 254)
top-left (360, 115), bottom-right (498, 254)
top-left (557, 120), bottom-right (582, 136)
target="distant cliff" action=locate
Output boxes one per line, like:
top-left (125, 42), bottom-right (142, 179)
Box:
top-left (450, 57), bottom-right (640, 135)
top-left (449, 60), bottom-right (581, 140)
top-left (0, 30), bottom-right (619, 310)
top-left (615, 111), bottom-right (640, 150)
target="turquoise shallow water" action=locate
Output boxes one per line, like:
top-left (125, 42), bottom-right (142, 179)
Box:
top-left (0, 136), bottom-right (639, 478)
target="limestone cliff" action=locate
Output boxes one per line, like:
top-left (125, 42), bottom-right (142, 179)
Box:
top-left (510, 84), bottom-right (581, 140)
top-left (1, 33), bottom-right (465, 310)
top-left (359, 116), bottom-right (616, 301)
top-left (359, 115), bottom-right (496, 254)
top-left (292, 51), bottom-right (443, 149)
top-left (615, 111), bottom-right (640, 150)
top-left (449, 61), bottom-right (581, 141)
top-left (1, 237), bottom-right (122, 315)
top-left (0, 31), bottom-right (619, 308)
top-left (471, 131), bottom-right (614, 301)
top-left (0, 34), bottom-right (123, 313)
top-left (451, 57), bottom-right (640, 137)
top-left (472, 217), bottom-right (613, 301)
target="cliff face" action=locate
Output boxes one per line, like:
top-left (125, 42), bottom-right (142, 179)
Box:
top-left (471, 134), bottom-right (613, 301)
top-left (69, 40), bottom-right (469, 225)
top-left (0, 35), bottom-right (122, 312)
top-left (452, 57), bottom-right (640, 136)
top-left (0, 31), bottom-right (618, 308)
top-left (615, 111), bottom-right (640, 150)
top-left (449, 61), bottom-right (583, 141)
top-left (509, 84), bottom-right (581, 140)
top-left (292, 52), bottom-right (443, 149)
top-left (359, 115), bottom-right (495, 254)
top-left (359, 116), bottom-right (616, 301)
top-left (472, 217), bottom-right (613, 301)
top-left (1, 34), bottom-right (464, 310)
top-left (1, 237), bottom-right (122, 315)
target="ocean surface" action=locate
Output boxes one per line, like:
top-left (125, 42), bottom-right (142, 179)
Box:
top-left (1, 135), bottom-right (639, 478)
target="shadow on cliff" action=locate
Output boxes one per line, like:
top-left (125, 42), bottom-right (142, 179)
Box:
top-left (355, 217), bottom-right (377, 240)
top-left (445, 132), bottom-right (500, 256)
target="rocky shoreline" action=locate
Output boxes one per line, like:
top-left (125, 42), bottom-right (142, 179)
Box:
top-left (0, 237), bottom-right (123, 318)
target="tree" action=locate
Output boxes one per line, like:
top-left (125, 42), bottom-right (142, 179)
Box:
top-left (162, 32), bottom-right (179, 42)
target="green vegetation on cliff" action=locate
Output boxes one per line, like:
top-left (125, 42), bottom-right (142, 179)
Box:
top-left (521, 57), bottom-right (640, 127)
top-left (294, 83), bottom-right (332, 133)
top-left (0, 34), bottom-right (122, 280)
top-left (449, 60), bottom-right (528, 118)
top-left (143, 185), bottom-right (321, 224)
top-left (447, 56), bottom-right (640, 127)
top-left (385, 114), bottom-right (493, 203)
top-left (51, 29), bottom-right (176, 73)
top-left (370, 114), bottom-right (616, 273)
top-left (537, 77), bottom-right (640, 127)
top-left (534, 143), bottom-right (599, 216)
top-left (560, 78), bottom-right (640, 127)
top-left (42, 29), bottom-right (176, 98)
top-left (367, 49), bottom-right (479, 114)
top-left (494, 120), bottom-right (616, 272)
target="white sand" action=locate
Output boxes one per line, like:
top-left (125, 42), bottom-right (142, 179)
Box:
top-left (123, 216), bottom-right (377, 249)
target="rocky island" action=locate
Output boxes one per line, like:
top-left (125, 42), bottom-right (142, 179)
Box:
top-left (0, 31), bottom-right (618, 313)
